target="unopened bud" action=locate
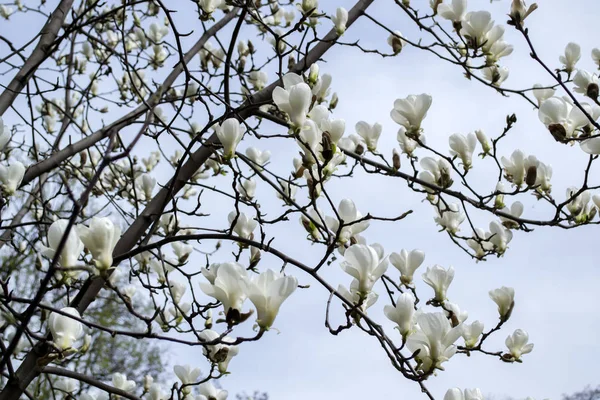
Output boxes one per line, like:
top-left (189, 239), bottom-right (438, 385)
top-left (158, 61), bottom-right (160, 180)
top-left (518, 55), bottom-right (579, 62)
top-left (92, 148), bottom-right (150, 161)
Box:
top-left (308, 64), bottom-right (319, 86)
top-left (392, 148), bottom-right (401, 170)
top-left (329, 92), bottom-right (339, 110)
top-left (205, 310), bottom-right (213, 329)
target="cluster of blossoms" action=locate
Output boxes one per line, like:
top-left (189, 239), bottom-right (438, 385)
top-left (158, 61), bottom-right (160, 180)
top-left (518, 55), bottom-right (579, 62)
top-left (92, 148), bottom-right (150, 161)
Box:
top-left (335, 240), bottom-right (532, 374)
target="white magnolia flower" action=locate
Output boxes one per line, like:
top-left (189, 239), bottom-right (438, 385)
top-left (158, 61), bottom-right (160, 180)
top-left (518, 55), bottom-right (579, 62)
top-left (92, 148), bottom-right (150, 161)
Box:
top-left (487, 220), bottom-right (513, 254)
top-left (196, 381), bottom-right (228, 400)
top-left (389, 248), bottom-right (425, 285)
top-left (173, 364), bottom-right (201, 394)
top-left (500, 201), bottom-right (524, 229)
top-left (486, 40), bottom-right (513, 64)
top-left (0, 5), bottom-right (14, 19)
top-left (169, 281), bottom-right (187, 304)
top-left (592, 48), bottom-right (600, 68)
top-left (245, 147), bottom-right (271, 168)
top-left (444, 388), bottom-right (464, 400)
top-left (199, 262), bottom-right (248, 316)
top-left (489, 286), bottom-right (515, 321)
top-left (112, 373), bottom-right (136, 392)
top-left (505, 329), bottom-right (534, 360)
top-left (172, 242), bottom-right (193, 263)
top-left (573, 69), bottom-right (599, 98)
top-left (55, 378), bottom-right (79, 394)
top-left (337, 279), bottom-right (379, 313)
top-left (272, 73), bottom-right (312, 127)
top-left (482, 66), bottom-right (509, 87)
top-left (227, 211), bottom-right (257, 239)
top-left (148, 384), bottom-right (167, 400)
top-left (406, 312), bottom-right (463, 371)
top-left (331, 7), bottom-right (348, 35)
top-left (419, 157), bottom-right (452, 190)
top-left (244, 269), bottom-right (298, 329)
top-left (215, 118), bottom-right (244, 160)
top-left (474, 129), bottom-right (491, 155)
top-left (40, 219), bottom-right (84, 268)
top-left (384, 292), bottom-right (416, 338)
top-left (325, 199), bottom-right (369, 245)
top-left (77, 217), bottom-right (121, 270)
top-left (198, 0), bottom-right (223, 14)
top-left (248, 70), bottom-right (268, 90)
top-left (48, 307), bottom-right (83, 350)
top-left (387, 31), bottom-right (407, 54)
top-left (0, 161), bottom-right (25, 195)
top-left (198, 329), bottom-right (239, 373)
top-left (532, 84), bottom-right (556, 106)
top-left (438, 0), bottom-right (466, 23)
top-left (444, 301), bottom-right (468, 324)
top-left (510, 0), bottom-right (538, 25)
top-left (566, 187), bottom-right (592, 221)
top-left (237, 178), bottom-right (257, 199)
top-left (148, 23), bottom-right (169, 43)
top-left (462, 320), bottom-right (484, 348)
top-left (422, 265), bottom-right (454, 302)
top-left (0, 118), bottom-right (11, 151)
top-left (397, 126), bottom-right (424, 156)
top-left (539, 97), bottom-right (590, 140)
top-left (460, 11), bottom-right (494, 49)
top-left (340, 244), bottom-right (388, 295)
top-left (449, 132), bottom-right (477, 171)
top-left (390, 94), bottom-right (432, 134)
top-left (560, 42), bottom-right (581, 73)
top-left (501, 149), bottom-right (538, 187)
top-left (355, 121), bottom-right (382, 152)
top-left (135, 173), bottom-right (156, 201)
top-left (434, 203), bottom-right (465, 234)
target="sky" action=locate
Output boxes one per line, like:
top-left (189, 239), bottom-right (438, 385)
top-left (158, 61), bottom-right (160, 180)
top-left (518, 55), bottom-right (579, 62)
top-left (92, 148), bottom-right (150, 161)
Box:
top-left (3, 0), bottom-right (600, 399)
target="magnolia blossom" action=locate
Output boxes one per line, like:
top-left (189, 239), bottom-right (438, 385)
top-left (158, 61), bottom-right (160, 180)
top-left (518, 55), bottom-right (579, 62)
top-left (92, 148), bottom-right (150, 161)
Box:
top-left (560, 42), bottom-right (581, 73)
top-left (449, 132), bottom-right (477, 171)
top-left (532, 84), bottom-right (555, 106)
top-left (112, 373), bottom-right (136, 392)
top-left (173, 364), bottom-right (201, 394)
top-left (340, 244), bottom-right (388, 296)
top-left (505, 329), bottom-right (534, 360)
top-left (245, 147), bottom-right (271, 168)
top-left (482, 66), bottom-right (509, 87)
top-left (434, 203), bottom-right (465, 234)
top-left (355, 121), bottom-right (382, 152)
top-left (389, 248), bottom-right (425, 285)
top-left (0, 161), bottom-right (25, 195)
top-left (331, 7), bottom-right (348, 35)
top-left (172, 242), bottom-right (193, 263)
top-left (244, 269), bottom-right (298, 329)
top-left (248, 70), bottom-right (268, 90)
top-left (272, 73), bottom-right (312, 127)
top-left (199, 262), bottom-right (248, 317)
top-left (460, 11), bottom-right (493, 49)
top-left (0, 118), bottom-right (11, 151)
top-left (384, 292), bottom-right (416, 338)
top-left (77, 217), bottom-right (121, 270)
top-left (338, 279), bottom-right (379, 313)
top-left (390, 93), bottom-right (432, 134)
top-left (592, 48), bottom-right (600, 68)
top-left (489, 286), bottom-right (515, 321)
top-left (196, 382), bottom-right (228, 400)
top-left (422, 265), bottom-right (454, 302)
top-left (227, 211), bottom-right (257, 240)
top-left (397, 126), bottom-right (424, 156)
top-left (55, 378), bottom-right (79, 394)
top-left (510, 0), bottom-right (538, 25)
top-left (573, 69), bottom-right (599, 98)
top-left (462, 320), bottom-right (484, 348)
top-left (419, 157), bottom-right (452, 190)
top-left (198, 329), bottom-right (239, 373)
top-left (387, 31), bottom-right (406, 54)
top-left (566, 187), bottom-right (593, 221)
top-left (487, 220), bottom-right (513, 254)
top-left (48, 307), bottom-right (84, 350)
top-left (40, 219), bottom-right (84, 268)
top-left (500, 201), bottom-right (524, 229)
top-left (539, 97), bottom-right (590, 141)
top-left (215, 118), bottom-right (244, 160)
top-left (325, 199), bottom-right (369, 245)
top-left (406, 312), bottom-right (463, 371)
top-left (237, 178), bottom-right (256, 199)
top-left (437, 0), bottom-right (466, 23)
top-left (501, 149), bottom-right (534, 187)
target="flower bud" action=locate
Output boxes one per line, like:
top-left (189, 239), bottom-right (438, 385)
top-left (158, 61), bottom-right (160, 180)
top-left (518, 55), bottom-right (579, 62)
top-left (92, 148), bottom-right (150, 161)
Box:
top-left (393, 148), bottom-right (401, 170)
